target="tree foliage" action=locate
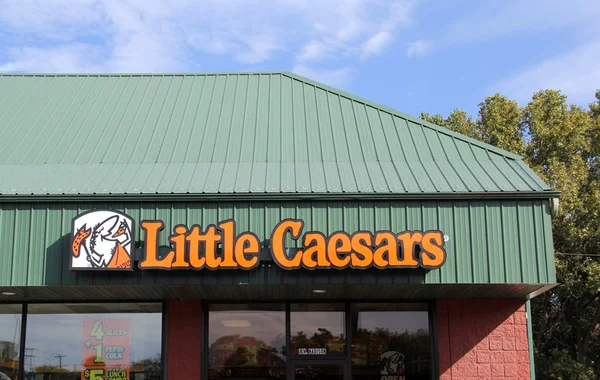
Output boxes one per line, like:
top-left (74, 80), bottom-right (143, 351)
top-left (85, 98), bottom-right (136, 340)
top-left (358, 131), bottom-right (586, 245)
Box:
top-left (422, 89), bottom-right (600, 379)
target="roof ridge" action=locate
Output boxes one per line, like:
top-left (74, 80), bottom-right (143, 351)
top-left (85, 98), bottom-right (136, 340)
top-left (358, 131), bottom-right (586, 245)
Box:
top-left (0, 71), bottom-right (287, 77)
top-left (281, 71), bottom-right (523, 161)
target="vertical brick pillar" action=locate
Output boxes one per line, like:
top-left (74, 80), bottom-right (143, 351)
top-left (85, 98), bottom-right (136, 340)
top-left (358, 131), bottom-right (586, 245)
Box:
top-left (436, 299), bottom-right (531, 380)
top-left (167, 300), bottom-right (202, 379)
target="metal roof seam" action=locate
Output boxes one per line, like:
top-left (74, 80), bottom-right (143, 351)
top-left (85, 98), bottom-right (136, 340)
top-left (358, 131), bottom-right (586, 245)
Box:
top-left (86, 76), bottom-right (137, 164)
top-left (0, 77), bottom-right (50, 156)
top-left (14, 78), bottom-right (78, 164)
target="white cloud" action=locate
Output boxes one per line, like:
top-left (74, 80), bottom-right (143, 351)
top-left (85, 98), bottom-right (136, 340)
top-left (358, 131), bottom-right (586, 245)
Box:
top-left (292, 64), bottom-right (353, 89)
top-left (491, 40), bottom-right (600, 105)
top-left (297, 41), bottom-right (330, 63)
top-left (361, 32), bottom-right (394, 59)
top-left (406, 40), bottom-right (432, 58)
top-left (444, 0), bottom-right (600, 45)
top-left (0, 0), bottom-right (418, 82)
top-left (0, 44), bottom-right (103, 73)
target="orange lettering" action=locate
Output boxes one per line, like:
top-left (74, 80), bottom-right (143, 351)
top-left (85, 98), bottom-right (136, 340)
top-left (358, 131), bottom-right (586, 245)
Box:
top-left (421, 232), bottom-right (446, 268)
top-left (219, 220), bottom-right (237, 268)
top-left (327, 232), bottom-right (352, 268)
top-left (139, 221), bottom-right (174, 269)
top-left (350, 232), bottom-right (373, 268)
top-left (302, 232), bottom-right (328, 269)
top-left (235, 233), bottom-right (260, 269)
top-left (373, 232), bottom-right (395, 268)
top-left (204, 225), bottom-right (223, 269)
top-left (270, 219), bottom-right (303, 269)
top-left (186, 226), bottom-right (206, 269)
top-left (169, 225), bottom-right (190, 268)
top-left (396, 232), bottom-right (421, 267)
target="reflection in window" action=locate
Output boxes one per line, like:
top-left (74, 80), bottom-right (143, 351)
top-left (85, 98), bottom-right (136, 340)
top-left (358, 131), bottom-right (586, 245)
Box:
top-left (24, 303), bottom-right (162, 380)
top-left (351, 303), bottom-right (431, 380)
top-left (290, 304), bottom-right (345, 356)
top-left (0, 304), bottom-right (21, 380)
top-left (208, 304), bottom-right (285, 380)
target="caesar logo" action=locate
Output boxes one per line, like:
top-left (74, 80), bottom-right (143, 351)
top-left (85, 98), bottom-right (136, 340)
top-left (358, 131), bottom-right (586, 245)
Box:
top-left (380, 351), bottom-right (405, 380)
top-left (71, 210), bottom-right (134, 271)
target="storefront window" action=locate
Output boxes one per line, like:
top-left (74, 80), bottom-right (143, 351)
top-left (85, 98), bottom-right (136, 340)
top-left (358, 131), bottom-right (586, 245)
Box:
top-left (0, 304), bottom-right (21, 380)
top-left (24, 303), bottom-right (162, 380)
top-left (290, 303), bottom-right (345, 356)
top-left (351, 303), bottom-right (431, 380)
top-left (208, 304), bottom-right (286, 380)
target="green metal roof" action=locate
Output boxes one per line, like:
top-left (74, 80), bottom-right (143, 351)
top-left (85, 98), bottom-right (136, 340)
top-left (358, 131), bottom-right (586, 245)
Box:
top-left (0, 72), bottom-right (552, 198)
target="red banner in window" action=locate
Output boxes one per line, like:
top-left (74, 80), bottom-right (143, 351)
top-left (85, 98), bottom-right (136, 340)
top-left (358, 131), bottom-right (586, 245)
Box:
top-left (81, 318), bottom-right (130, 380)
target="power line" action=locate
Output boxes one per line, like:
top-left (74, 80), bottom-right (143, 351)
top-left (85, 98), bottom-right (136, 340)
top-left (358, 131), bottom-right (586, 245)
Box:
top-left (555, 252), bottom-right (600, 257)
top-left (54, 353), bottom-right (66, 369)
top-left (24, 348), bottom-right (36, 370)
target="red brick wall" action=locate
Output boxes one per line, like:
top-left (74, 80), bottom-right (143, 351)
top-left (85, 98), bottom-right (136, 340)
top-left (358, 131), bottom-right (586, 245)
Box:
top-left (437, 299), bottom-right (531, 380)
top-left (167, 300), bottom-right (202, 379)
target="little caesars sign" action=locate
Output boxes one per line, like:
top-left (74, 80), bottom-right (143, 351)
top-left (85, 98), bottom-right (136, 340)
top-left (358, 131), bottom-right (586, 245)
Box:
top-left (70, 210), bottom-right (447, 272)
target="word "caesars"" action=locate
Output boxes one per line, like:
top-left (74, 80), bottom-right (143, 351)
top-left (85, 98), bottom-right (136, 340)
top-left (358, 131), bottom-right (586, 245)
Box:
top-left (138, 219), bottom-right (446, 270)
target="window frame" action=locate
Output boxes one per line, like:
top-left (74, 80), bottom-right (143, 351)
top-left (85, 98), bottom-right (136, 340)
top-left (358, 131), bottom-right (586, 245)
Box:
top-left (0, 300), bottom-right (167, 380)
top-left (0, 303), bottom-right (23, 380)
top-left (204, 300), bottom-right (438, 380)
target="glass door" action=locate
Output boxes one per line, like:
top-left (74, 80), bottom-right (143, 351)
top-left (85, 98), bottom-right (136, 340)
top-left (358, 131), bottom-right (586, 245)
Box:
top-left (291, 361), bottom-right (345, 380)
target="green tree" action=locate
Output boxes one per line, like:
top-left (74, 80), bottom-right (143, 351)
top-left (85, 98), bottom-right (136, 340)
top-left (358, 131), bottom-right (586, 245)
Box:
top-left (478, 94), bottom-right (525, 155)
top-left (420, 109), bottom-right (478, 138)
top-left (422, 88), bottom-right (600, 378)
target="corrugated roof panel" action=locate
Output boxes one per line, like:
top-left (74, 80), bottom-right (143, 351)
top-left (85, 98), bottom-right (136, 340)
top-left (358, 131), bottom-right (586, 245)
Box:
top-left (141, 163), bottom-right (169, 192)
top-left (292, 79), bottom-right (310, 163)
top-left (294, 162), bottom-right (312, 192)
top-left (472, 146), bottom-right (518, 191)
top-left (454, 139), bottom-right (501, 192)
top-left (350, 160), bottom-right (373, 193)
top-left (205, 162), bottom-right (226, 192)
top-left (155, 76), bottom-right (195, 163)
top-left (172, 162), bottom-right (197, 193)
top-left (338, 161), bottom-right (358, 192)
top-left (251, 76), bottom-right (270, 163)
top-left (265, 161), bottom-right (281, 192)
top-left (280, 162), bottom-right (296, 192)
top-left (157, 163), bottom-right (186, 193)
top-left (249, 162), bottom-right (267, 192)
top-left (379, 161), bottom-right (404, 192)
top-left (23, 78), bottom-right (85, 164)
top-left (214, 75), bottom-right (242, 162)
top-left (234, 162), bottom-right (253, 192)
top-left (308, 161), bottom-right (327, 193)
top-left (423, 129), bottom-right (469, 192)
top-left (218, 162), bottom-right (239, 192)
top-left (0, 78), bottom-right (55, 163)
top-left (365, 161), bottom-right (390, 193)
top-left (0, 73), bottom-right (552, 196)
top-left (323, 162), bottom-right (342, 192)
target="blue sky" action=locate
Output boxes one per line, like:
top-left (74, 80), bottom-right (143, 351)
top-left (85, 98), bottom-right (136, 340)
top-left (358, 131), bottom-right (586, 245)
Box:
top-left (0, 0), bottom-right (598, 118)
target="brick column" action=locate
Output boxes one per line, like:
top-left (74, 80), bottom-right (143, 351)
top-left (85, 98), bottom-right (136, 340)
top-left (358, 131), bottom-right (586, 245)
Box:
top-left (167, 300), bottom-right (202, 379)
top-left (436, 299), bottom-right (531, 380)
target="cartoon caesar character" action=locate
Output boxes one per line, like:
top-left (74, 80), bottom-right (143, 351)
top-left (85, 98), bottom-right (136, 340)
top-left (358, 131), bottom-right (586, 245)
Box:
top-left (380, 350), bottom-right (405, 375)
top-left (73, 215), bottom-right (132, 269)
